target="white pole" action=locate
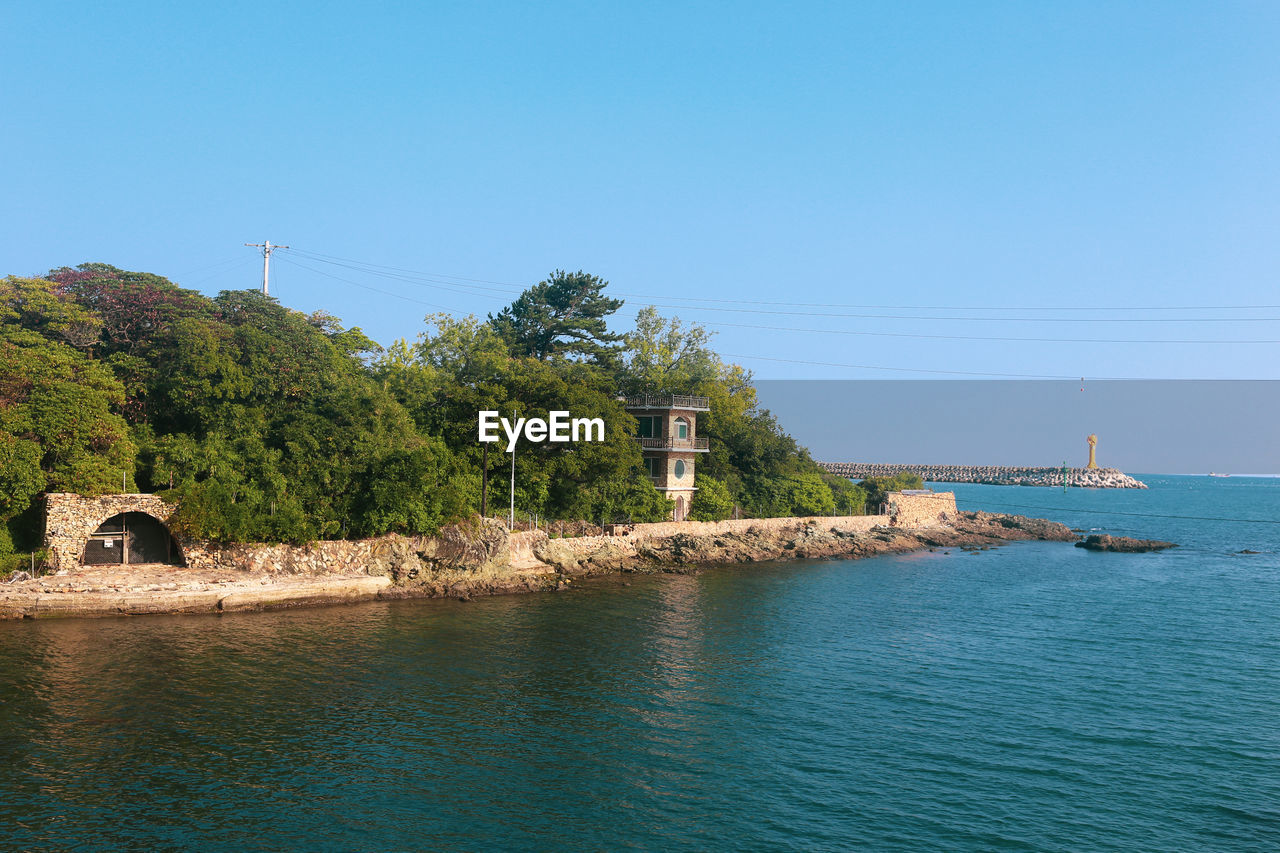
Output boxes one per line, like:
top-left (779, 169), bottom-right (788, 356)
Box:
top-left (262, 240), bottom-right (271, 295)
top-left (244, 241), bottom-right (289, 296)
top-left (509, 444), bottom-right (516, 529)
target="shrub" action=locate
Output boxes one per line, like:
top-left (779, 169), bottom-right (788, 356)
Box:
top-left (689, 473), bottom-right (734, 521)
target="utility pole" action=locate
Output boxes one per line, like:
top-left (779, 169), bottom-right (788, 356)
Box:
top-left (509, 443), bottom-right (516, 529)
top-left (244, 240), bottom-right (289, 295)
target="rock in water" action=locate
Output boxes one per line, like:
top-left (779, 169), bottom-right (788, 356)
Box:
top-left (1075, 534), bottom-right (1177, 553)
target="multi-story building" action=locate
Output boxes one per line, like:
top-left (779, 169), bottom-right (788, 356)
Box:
top-left (623, 394), bottom-right (710, 521)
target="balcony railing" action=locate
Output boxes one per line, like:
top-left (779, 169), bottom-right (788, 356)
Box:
top-left (623, 394), bottom-right (710, 411)
top-left (635, 436), bottom-right (709, 451)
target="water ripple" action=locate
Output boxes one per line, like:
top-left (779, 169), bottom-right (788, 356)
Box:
top-left (2, 476), bottom-right (1279, 850)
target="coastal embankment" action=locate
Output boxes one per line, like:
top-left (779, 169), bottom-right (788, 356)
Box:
top-left (819, 462), bottom-right (1147, 489)
top-left (1, 493), bottom-right (1078, 619)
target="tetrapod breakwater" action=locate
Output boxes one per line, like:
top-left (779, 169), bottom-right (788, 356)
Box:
top-left (818, 463), bottom-right (1147, 489)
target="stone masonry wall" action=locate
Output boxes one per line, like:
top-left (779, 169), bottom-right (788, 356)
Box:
top-left (603, 495), bottom-right (955, 542)
top-left (44, 493), bottom-right (180, 572)
top-left (182, 537), bottom-right (409, 577)
top-left (606, 513), bottom-right (883, 541)
top-left (886, 491), bottom-right (958, 529)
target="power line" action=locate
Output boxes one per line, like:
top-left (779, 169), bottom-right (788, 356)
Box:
top-left (184, 256), bottom-right (259, 288)
top-left (631, 304), bottom-right (1280, 323)
top-left (276, 255), bottom-right (463, 313)
top-left (283, 252), bottom-right (1280, 343)
top-left (282, 247), bottom-right (1280, 313)
top-left (680, 318), bottom-right (1280, 345)
top-left (174, 253), bottom-right (252, 279)
top-left (287, 249), bottom-right (523, 297)
top-left (267, 247), bottom-right (1280, 376)
top-left (616, 293), bottom-right (1280, 313)
top-left (718, 352), bottom-right (1098, 379)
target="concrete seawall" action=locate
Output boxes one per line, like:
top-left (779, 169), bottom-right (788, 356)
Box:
top-left (818, 463), bottom-right (1147, 489)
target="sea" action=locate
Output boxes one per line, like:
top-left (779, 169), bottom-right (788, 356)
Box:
top-left (2, 474), bottom-right (1279, 851)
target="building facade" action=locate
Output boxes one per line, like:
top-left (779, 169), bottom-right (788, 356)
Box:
top-left (624, 394), bottom-right (710, 522)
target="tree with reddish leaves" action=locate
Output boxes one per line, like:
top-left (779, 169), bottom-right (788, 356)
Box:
top-left (46, 263), bottom-right (213, 357)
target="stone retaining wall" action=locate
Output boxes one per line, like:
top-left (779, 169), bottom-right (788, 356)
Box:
top-left (605, 491), bottom-right (955, 539)
top-left (181, 537), bottom-right (405, 576)
top-left (605, 513), bottom-right (882, 541)
top-left (887, 491), bottom-right (958, 529)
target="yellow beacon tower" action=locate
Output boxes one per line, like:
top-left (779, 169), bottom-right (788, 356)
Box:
top-left (1086, 434), bottom-right (1099, 469)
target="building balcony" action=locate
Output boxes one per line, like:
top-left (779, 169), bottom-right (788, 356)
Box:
top-left (635, 436), bottom-right (710, 452)
top-left (623, 394), bottom-right (710, 412)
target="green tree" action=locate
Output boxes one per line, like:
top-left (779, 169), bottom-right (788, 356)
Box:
top-left (377, 312), bottom-right (668, 523)
top-left (70, 282), bottom-right (453, 544)
top-left (619, 307), bottom-right (720, 395)
top-left (616, 306), bottom-right (861, 518)
top-left (782, 471), bottom-right (837, 516)
top-left (858, 471), bottom-right (925, 511)
top-left (489, 270), bottom-right (624, 363)
top-left (45, 264), bottom-right (213, 357)
top-left (689, 473), bottom-right (734, 521)
top-left (0, 276), bottom-right (101, 349)
top-left (5, 258), bottom-right (907, 544)
top-left (0, 432), bottom-right (45, 519)
top-left (826, 474), bottom-right (867, 515)
top-left (349, 439), bottom-right (473, 537)
top-left (0, 328), bottom-right (136, 532)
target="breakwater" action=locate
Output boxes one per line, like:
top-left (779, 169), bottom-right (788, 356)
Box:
top-left (819, 462), bottom-right (1147, 489)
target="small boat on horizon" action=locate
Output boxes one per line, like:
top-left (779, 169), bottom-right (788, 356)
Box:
top-left (1208, 472), bottom-right (1231, 478)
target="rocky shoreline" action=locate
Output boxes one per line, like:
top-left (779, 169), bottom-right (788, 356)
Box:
top-left (0, 511), bottom-right (1079, 620)
top-left (1076, 534), bottom-right (1177, 553)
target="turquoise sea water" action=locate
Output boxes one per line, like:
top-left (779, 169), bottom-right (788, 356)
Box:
top-left (2, 475), bottom-right (1279, 851)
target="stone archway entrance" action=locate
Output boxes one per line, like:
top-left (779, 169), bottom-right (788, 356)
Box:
top-left (83, 512), bottom-right (183, 566)
top-left (44, 493), bottom-right (186, 572)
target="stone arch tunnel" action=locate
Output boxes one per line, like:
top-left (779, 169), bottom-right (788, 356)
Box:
top-left (82, 511), bottom-right (183, 566)
top-left (44, 494), bottom-right (186, 572)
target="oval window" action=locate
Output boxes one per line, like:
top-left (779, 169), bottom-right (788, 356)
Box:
top-left (674, 460), bottom-right (686, 479)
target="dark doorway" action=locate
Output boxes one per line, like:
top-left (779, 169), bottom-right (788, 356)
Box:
top-left (82, 513), bottom-right (184, 566)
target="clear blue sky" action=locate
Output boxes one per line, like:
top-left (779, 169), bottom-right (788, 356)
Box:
top-left (4, 1), bottom-right (1279, 380)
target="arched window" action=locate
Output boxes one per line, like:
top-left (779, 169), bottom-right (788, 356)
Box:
top-left (675, 417), bottom-right (689, 440)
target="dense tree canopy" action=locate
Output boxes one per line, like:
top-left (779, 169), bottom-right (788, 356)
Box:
top-left (374, 313), bottom-right (668, 524)
top-left (0, 279), bottom-right (136, 502)
top-left (1, 262), bottom-right (896, 556)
